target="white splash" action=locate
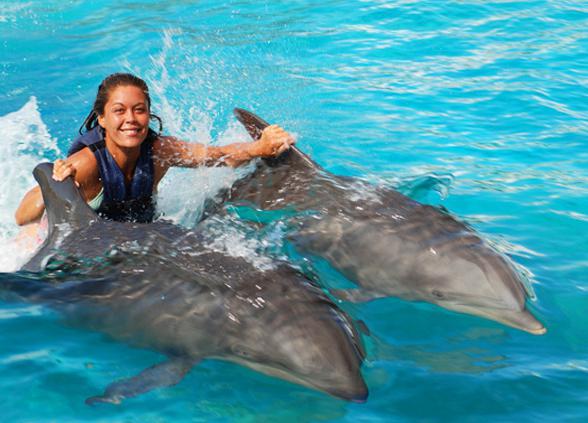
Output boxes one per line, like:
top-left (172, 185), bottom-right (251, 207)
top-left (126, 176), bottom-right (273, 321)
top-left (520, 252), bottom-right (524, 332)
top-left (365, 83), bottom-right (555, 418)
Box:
top-left (156, 122), bottom-right (255, 226)
top-left (0, 97), bottom-right (58, 271)
top-left (128, 30), bottom-right (258, 226)
top-left (202, 217), bottom-right (277, 271)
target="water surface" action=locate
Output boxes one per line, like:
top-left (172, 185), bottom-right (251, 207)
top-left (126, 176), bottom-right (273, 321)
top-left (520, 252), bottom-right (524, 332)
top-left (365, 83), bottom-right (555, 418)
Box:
top-left (1, 1), bottom-right (587, 421)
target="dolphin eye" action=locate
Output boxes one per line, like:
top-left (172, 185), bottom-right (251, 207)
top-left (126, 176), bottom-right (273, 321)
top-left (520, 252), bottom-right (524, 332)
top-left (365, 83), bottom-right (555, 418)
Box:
top-left (432, 290), bottom-right (444, 299)
top-left (235, 348), bottom-right (250, 357)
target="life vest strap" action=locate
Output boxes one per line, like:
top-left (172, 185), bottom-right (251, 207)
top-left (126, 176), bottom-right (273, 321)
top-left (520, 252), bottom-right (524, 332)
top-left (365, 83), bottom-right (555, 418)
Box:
top-left (88, 140), bottom-right (106, 153)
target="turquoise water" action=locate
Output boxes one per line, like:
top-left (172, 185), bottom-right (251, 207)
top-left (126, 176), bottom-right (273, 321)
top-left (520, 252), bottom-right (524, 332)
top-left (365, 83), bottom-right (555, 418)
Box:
top-left (1, 0), bottom-right (587, 421)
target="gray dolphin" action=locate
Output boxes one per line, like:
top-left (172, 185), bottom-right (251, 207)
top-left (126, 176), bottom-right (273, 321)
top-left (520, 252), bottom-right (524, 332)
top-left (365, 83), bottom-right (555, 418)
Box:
top-left (220, 108), bottom-right (545, 335)
top-left (5, 163), bottom-right (368, 404)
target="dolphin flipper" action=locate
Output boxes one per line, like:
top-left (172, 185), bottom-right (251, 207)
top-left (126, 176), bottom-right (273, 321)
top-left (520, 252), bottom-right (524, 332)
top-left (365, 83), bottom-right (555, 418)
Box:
top-left (85, 357), bottom-right (197, 405)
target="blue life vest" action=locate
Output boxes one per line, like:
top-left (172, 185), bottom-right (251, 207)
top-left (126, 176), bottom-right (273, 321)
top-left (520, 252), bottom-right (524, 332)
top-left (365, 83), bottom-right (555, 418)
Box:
top-left (68, 126), bottom-right (157, 223)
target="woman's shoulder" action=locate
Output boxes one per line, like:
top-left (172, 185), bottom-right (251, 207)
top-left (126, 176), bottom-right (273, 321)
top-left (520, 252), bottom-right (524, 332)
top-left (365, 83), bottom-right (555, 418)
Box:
top-left (66, 147), bottom-right (100, 183)
top-left (67, 145), bottom-right (97, 165)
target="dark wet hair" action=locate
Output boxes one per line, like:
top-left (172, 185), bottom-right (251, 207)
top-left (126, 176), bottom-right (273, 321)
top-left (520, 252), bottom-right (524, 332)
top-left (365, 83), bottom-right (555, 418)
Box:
top-left (79, 73), bottom-right (163, 135)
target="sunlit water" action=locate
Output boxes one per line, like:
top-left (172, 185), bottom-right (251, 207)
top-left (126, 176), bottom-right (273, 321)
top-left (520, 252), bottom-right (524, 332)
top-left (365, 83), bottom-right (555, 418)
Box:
top-left (1, 1), bottom-right (587, 421)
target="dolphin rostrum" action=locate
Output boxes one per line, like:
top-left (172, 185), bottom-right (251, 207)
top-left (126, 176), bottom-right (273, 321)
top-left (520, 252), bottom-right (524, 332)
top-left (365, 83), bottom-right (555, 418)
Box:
top-left (5, 163), bottom-right (368, 404)
top-left (221, 108), bottom-right (545, 335)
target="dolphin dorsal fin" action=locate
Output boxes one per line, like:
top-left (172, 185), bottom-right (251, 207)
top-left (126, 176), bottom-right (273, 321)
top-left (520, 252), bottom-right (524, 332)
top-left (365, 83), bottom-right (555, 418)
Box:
top-left (33, 162), bottom-right (97, 235)
top-left (233, 108), bottom-right (319, 170)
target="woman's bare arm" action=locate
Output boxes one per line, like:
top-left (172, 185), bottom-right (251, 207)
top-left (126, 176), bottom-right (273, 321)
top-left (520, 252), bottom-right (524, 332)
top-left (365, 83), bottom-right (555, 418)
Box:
top-left (15, 185), bottom-right (45, 226)
top-left (154, 125), bottom-right (295, 169)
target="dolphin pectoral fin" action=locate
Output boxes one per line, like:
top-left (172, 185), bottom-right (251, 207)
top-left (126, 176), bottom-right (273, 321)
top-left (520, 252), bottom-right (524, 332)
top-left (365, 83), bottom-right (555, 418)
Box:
top-left (85, 357), bottom-right (197, 406)
top-left (331, 288), bottom-right (386, 303)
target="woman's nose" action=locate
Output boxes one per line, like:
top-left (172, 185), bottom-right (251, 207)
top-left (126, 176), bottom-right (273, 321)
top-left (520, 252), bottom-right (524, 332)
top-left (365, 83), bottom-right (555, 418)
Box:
top-left (124, 109), bottom-right (137, 122)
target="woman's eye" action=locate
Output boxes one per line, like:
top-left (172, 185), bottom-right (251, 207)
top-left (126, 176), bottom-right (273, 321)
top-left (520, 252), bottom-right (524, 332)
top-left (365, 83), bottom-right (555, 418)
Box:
top-left (113, 109), bottom-right (124, 114)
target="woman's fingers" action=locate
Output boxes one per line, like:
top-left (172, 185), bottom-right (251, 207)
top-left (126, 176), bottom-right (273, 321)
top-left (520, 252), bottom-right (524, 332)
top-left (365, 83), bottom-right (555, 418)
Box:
top-left (260, 125), bottom-right (295, 157)
top-left (276, 141), bottom-right (291, 155)
top-left (52, 159), bottom-right (77, 182)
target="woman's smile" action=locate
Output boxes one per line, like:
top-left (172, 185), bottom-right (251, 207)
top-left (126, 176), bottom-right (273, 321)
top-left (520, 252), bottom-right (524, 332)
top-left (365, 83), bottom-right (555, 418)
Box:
top-left (119, 126), bottom-right (145, 138)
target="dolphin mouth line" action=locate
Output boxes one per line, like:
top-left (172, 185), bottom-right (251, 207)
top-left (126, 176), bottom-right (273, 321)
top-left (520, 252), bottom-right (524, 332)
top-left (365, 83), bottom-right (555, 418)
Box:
top-left (447, 304), bottom-right (546, 335)
top-left (224, 355), bottom-right (366, 401)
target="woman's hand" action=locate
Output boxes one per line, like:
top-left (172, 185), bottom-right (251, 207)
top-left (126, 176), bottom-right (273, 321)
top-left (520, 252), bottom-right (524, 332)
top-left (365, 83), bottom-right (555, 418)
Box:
top-left (253, 125), bottom-right (295, 158)
top-left (53, 159), bottom-right (77, 183)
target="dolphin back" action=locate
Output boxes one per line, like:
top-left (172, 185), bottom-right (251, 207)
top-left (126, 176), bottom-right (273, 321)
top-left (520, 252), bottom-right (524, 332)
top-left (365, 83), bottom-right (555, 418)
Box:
top-left (33, 162), bottom-right (97, 234)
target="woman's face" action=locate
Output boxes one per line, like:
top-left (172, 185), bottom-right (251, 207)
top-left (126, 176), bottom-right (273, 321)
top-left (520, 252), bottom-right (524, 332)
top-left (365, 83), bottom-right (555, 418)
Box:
top-left (98, 85), bottom-right (150, 149)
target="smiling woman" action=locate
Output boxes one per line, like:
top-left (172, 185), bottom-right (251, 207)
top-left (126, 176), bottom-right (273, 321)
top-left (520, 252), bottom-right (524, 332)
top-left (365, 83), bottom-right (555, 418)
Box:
top-left (14, 72), bottom-right (295, 225)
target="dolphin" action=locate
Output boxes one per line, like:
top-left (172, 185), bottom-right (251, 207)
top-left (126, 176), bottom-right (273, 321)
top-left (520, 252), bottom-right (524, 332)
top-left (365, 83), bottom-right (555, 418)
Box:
top-left (218, 108), bottom-right (545, 335)
top-left (3, 163), bottom-right (368, 404)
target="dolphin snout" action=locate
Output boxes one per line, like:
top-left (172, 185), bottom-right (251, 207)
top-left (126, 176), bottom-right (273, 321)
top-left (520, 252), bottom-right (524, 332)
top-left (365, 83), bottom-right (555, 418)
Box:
top-left (497, 308), bottom-right (546, 335)
top-left (448, 303), bottom-right (546, 335)
top-left (340, 380), bottom-right (369, 403)
top-left (317, 365), bottom-right (368, 403)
